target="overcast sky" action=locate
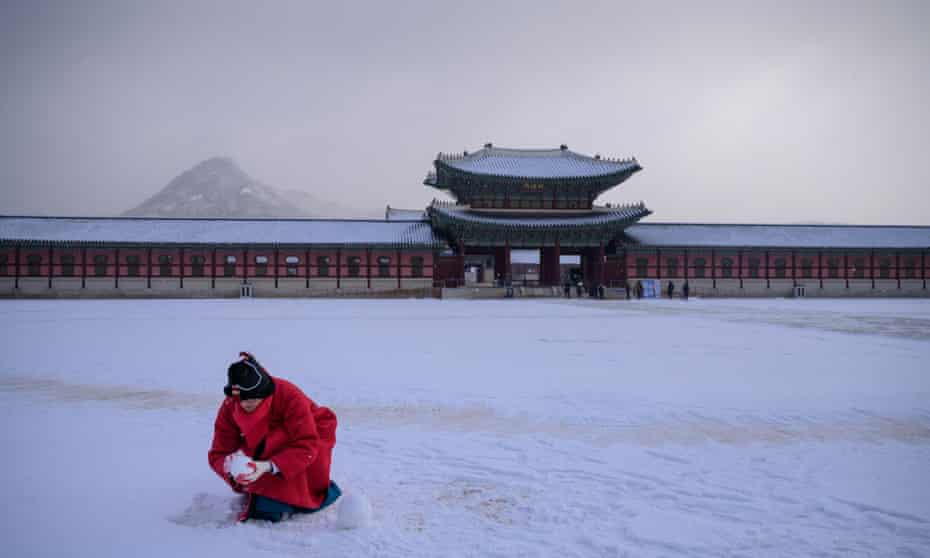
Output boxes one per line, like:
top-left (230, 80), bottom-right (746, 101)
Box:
top-left (1, 0), bottom-right (928, 224)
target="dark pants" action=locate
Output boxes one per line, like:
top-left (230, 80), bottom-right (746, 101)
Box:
top-left (247, 481), bottom-right (342, 523)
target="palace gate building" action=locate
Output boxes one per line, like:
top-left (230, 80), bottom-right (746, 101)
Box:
top-left (2, 144), bottom-right (929, 298)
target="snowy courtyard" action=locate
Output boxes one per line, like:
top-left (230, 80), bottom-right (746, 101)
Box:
top-left (1, 297), bottom-right (928, 557)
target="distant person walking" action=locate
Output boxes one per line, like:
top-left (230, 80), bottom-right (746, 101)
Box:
top-left (682, 280), bottom-right (690, 300)
top-left (667, 281), bottom-right (675, 299)
top-left (624, 280), bottom-right (631, 300)
top-left (635, 280), bottom-right (643, 299)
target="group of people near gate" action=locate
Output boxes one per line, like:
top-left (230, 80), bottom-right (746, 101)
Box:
top-left (208, 352), bottom-right (341, 523)
top-left (556, 279), bottom-right (693, 299)
top-left (624, 279), bottom-right (690, 300)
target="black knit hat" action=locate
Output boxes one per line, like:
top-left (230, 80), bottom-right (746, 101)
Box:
top-left (224, 355), bottom-right (275, 400)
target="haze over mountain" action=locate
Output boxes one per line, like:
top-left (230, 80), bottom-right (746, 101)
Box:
top-left (122, 157), bottom-right (368, 219)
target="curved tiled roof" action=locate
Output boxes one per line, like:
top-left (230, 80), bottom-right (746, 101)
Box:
top-left (0, 216), bottom-right (446, 248)
top-left (428, 201), bottom-right (651, 228)
top-left (436, 146), bottom-right (640, 180)
top-left (623, 223), bottom-right (930, 249)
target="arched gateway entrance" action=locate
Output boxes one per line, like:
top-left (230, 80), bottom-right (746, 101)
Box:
top-left (424, 144), bottom-right (652, 290)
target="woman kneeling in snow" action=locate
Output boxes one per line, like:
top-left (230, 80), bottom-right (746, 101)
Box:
top-left (208, 352), bottom-right (340, 522)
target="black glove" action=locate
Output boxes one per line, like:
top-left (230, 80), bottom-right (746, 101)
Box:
top-left (227, 474), bottom-right (244, 493)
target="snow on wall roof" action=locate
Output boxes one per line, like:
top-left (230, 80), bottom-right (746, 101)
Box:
top-left (385, 207), bottom-right (427, 221)
top-left (625, 223), bottom-right (930, 249)
top-left (437, 146), bottom-right (639, 179)
top-left (0, 216), bottom-right (445, 247)
top-left (3, 217), bottom-right (926, 251)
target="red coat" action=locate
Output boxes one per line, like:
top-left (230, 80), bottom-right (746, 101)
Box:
top-left (208, 377), bottom-right (337, 510)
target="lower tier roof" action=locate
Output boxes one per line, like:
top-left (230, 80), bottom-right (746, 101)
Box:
top-left (0, 216), bottom-right (445, 248)
top-left (427, 201), bottom-right (652, 228)
top-left (426, 202), bottom-right (652, 247)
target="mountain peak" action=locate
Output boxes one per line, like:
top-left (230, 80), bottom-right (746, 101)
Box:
top-left (191, 156), bottom-right (241, 173)
top-left (123, 157), bottom-right (312, 218)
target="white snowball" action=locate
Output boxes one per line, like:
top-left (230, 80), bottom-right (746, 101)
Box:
top-left (335, 491), bottom-right (372, 529)
top-left (227, 451), bottom-right (253, 478)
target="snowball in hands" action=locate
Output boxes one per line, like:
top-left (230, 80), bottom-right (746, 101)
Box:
top-left (223, 450), bottom-right (253, 478)
top-left (223, 451), bottom-right (271, 484)
top-left (235, 460), bottom-right (271, 484)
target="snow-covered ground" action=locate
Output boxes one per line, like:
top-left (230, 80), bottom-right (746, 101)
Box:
top-left (1, 298), bottom-right (928, 557)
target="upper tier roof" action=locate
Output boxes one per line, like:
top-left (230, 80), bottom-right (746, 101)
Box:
top-left (0, 216), bottom-right (444, 248)
top-left (435, 145), bottom-right (640, 180)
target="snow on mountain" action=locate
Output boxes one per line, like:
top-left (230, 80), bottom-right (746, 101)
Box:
top-left (122, 157), bottom-right (363, 219)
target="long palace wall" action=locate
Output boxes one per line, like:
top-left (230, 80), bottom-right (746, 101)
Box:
top-left (2, 244), bottom-right (928, 298)
top-left (610, 248), bottom-right (929, 297)
top-left (0, 245), bottom-right (436, 298)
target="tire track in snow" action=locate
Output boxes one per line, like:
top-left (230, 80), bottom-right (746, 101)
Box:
top-left (2, 375), bottom-right (929, 445)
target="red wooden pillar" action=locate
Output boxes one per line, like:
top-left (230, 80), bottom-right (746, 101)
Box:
top-left (554, 239), bottom-right (561, 286)
top-left (304, 248), bottom-right (310, 289)
top-left (896, 252), bottom-right (901, 290)
top-left (81, 247), bottom-right (86, 289)
top-left (711, 248), bottom-right (716, 289)
top-left (738, 249), bottom-right (743, 289)
top-left (13, 246), bottom-right (20, 289)
top-left (336, 248), bottom-right (341, 289)
top-left (146, 247), bottom-right (152, 289)
top-left (621, 248), bottom-right (627, 283)
top-left (598, 242), bottom-right (605, 288)
top-left (818, 250), bottom-right (823, 289)
top-left (397, 249), bottom-right (402, 289)
top-left (179, 247), bottom-right (184, 289)
top-left (493, 247), bottom-right (502, 285)
top-left (456, 241), bottom-right (466, 287)
top-left (870, 249), bottom-right (875, 290)
top-left (212, 247), bottom-right (217, 289)
top-left (367, 248), bottom-right (372, 289)
top-left (552, 246), bottom-right (559, 285)
top-left (656, 248), bottom-right (662, 282)
top-left (539, 247), bottom-right (549, 286)
top-left (274, 248), bottom-right (279, 289)
top-left (844, 252), bottom-right (849, 290)
top-left (920, 252), bottom-right (927, 291)
top-left (765, 250), bottom-right (772, 289)
top-left (48, 246), bottom-right (53, 289)
top-left (243, 249), bottom-right (248, 281)
top-left (115, 247), bottom-right (120, 289)
top-left (505, 241), bottom-right (511, 283)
